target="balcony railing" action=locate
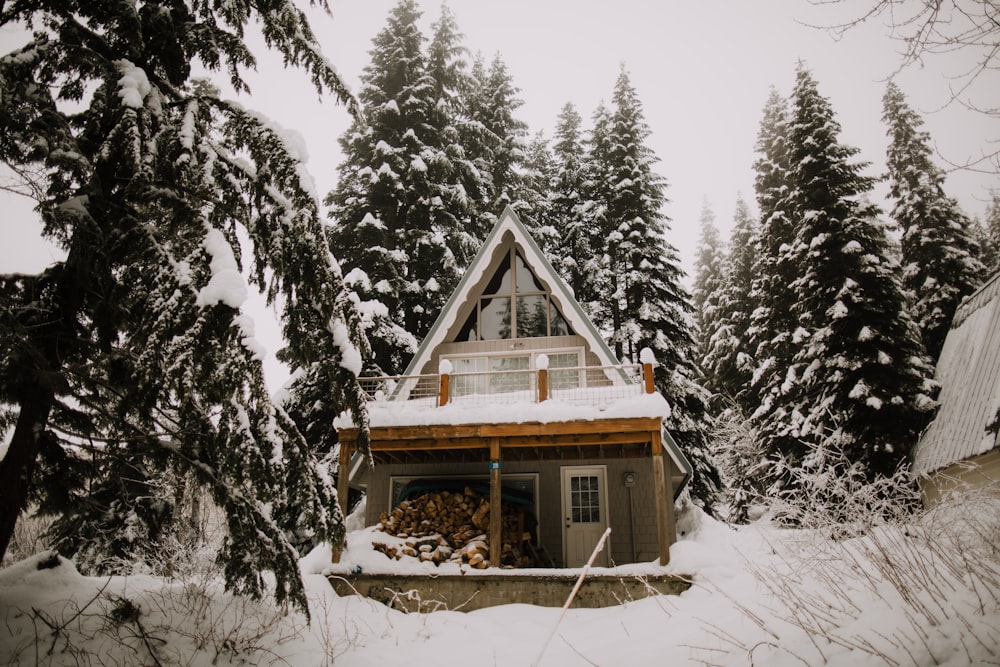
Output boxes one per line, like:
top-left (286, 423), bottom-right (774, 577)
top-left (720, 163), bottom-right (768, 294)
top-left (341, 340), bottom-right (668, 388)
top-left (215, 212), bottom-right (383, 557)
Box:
top-left (357, 362), bottom-right (656, 408)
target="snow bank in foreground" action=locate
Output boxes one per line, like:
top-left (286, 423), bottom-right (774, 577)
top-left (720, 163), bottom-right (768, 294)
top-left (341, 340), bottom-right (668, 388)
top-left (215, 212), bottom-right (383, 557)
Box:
top-left (3, 496), bottom-right (998, 666)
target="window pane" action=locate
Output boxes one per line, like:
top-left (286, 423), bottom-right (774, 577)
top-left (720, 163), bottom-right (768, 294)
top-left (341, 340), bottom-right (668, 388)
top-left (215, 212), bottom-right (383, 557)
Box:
top-left (483, 258), bottom-right (513, 295)
top-left (514, 253), bottom-right (544, 293)
top-left (490, 355), bottom-right (530, 393)
top-left (550, 301), bottom-right (571, 336)
top-left (480, 296), bottom-right (511, 339)
top-left (516, 295), bottom-right (548, 338)
top-left (549, 352), bottom-right (581, 390)
top-left (450, 357), bottom-right (488, 397)
top-left (457, 308), bottom-right (478, 342)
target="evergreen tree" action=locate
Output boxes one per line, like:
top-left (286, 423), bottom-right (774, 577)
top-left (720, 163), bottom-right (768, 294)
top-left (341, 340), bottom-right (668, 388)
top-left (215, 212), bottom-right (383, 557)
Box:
top-left (326, 0), bottom-right (467, 374)
top-left (548, 102), bottom-right (594, 304)
top-left (592, 66), bottom-right (721, 511)
top-left (882, 80), bottom-right (985, 360)
top-left (520, 130), bottom-right (557, 243)
top-left (747, 87), bottom-right (799, 429)
top-left (692, 198), bottom-right (726, 363)
top-left (762, 65), bottom-right (936, 489)
top-left (702, 195), bottom-right (759, 410)
top-left (465, 52), bottom-right (529, 225)
top-left (0, 0), bottom-right (368, 613)
top-left (979, 191), bottom-right (1000, 273)
top-left (426, 3), bottom-right (482, 267)
top-left (578, 101), bottom-right (616, 322)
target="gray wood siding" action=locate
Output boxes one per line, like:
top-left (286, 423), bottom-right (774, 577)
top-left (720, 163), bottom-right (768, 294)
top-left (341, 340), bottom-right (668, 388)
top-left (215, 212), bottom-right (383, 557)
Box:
top-left (362, 458), bottom-right (685, 567)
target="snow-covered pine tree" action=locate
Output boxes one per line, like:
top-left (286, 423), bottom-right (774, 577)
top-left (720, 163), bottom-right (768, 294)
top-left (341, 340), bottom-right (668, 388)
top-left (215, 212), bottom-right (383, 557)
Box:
top-left (548, 102), bottom-right (596, 306)
top-left (326, 0), bottom-right (466, 374)
top-left (692, 198), bottom-right (727, 364)
top-left (426, 3), bottom-right (483, 269)
top-left (980, 191), bottom-right (1000, 273)
top-left (594, 66), bottom-right (721, 511)
top-left (520, 130), bottom-right (558, 245)
top-left (882, 80), bottom-right (985, 361)
top-left (747, 87), bottom-right (799, 434)
top-left (465, 52), bottom-right (530, 224)
top-left (579, 100), bottom-right (616, 323)
top-left (702, 195), bottom-right (760, 411)
top-left (777, 64), bottom-right (936, 483)
top-left (0, 0), bottom-right (368, 613)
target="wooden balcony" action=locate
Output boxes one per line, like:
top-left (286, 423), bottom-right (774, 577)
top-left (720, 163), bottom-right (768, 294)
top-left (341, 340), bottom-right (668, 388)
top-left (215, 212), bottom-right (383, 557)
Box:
top-left (356, 361), bottom-right (656, 408)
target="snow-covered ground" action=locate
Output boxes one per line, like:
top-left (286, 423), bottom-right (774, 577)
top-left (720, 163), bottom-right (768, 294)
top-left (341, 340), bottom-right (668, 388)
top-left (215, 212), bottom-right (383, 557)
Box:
top-left (2, 493), bottom-right (997, 666)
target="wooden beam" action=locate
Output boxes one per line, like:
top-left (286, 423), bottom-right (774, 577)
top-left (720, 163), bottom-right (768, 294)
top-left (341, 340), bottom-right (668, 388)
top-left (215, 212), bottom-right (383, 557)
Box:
top-left (651, 429), bottom-right (676, 566)
top-left (489, 438), bottom-right (502, 568)
top-left (334, 440), bottom-right (352, 564)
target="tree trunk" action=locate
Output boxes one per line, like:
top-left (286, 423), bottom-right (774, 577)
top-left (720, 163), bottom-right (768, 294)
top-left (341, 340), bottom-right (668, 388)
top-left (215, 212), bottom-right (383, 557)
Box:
top-left (0, 388), bottom-right (54, 560)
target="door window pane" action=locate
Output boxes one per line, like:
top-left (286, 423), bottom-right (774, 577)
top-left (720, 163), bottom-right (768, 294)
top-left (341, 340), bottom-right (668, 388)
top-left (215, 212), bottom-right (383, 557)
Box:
top-left (570, 475), bottom-right (601, 523)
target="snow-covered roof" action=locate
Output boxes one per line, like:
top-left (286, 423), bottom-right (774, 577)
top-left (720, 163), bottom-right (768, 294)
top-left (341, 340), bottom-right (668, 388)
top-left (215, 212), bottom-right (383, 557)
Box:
top-left (913, 272), bottom-right (1000, 475)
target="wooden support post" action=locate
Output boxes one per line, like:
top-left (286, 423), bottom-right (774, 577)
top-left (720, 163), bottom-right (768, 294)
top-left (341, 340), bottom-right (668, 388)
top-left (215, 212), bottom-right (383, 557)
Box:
top-left (333, 440), bottom-right (352, 564)
top-left (489, 438), bottom-right (502, 568)
top-left (651, 429), bottom-right (676, 566)
top-left (538, 368), bottom-right (548, 402)
top-left (439, 372), bottom-right (450, 407)
top-left (643, 362), bottom-right (655, 394)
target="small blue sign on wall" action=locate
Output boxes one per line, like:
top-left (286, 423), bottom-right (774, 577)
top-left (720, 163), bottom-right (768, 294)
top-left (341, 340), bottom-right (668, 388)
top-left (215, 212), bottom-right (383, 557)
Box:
top-left (489, 460), bottom-right (502, 470)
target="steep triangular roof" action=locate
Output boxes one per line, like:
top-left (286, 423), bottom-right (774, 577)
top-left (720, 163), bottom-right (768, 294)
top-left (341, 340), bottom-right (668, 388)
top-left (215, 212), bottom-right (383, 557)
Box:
top-left (913, 271), bottom-right (1000, 475)
top-left (394, 206), bottom-right (692, 482)
top-left (401, 205), bottom-right (623, 377)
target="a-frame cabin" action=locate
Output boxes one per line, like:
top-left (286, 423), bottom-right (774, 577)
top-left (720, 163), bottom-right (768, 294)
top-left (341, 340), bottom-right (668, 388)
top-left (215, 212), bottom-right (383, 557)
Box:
top-left (336, 207), bottom-right (692, 567)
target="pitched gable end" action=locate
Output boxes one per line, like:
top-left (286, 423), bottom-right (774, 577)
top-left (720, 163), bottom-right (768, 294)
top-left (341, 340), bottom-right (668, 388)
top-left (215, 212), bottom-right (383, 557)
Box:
top-left (401, 206), bottom-right (622, 378)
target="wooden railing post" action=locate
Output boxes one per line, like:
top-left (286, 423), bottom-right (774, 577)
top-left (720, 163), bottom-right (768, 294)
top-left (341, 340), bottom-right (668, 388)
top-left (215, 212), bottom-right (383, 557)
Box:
top-left (640, 347), bottom-right (656, 394)
top-left (439, 373), bottom-right (450, 406)
top-left (438, 358), bottom-right (452, 407)
top-left (538, 368), bottom-right (548, 402)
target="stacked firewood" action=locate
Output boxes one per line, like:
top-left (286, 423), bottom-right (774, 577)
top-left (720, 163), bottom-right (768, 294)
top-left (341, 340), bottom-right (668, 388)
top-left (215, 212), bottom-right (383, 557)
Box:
top-left (373, 486), bottom-right (535, 568)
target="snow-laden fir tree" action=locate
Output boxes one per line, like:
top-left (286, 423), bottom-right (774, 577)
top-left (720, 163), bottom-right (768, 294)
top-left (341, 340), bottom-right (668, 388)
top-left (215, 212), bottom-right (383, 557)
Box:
top-left (882, 80), bottom-right (985, 361)
top-left (767, 65), bottom-right (936, 486)
top-left (520, 130), bottom-right (558, 244)
top-left (326, 0), bottom-right (469, 374)
top-left (578, 100), bottom-right (616, 322)
top-left (692, 198), bottom-right (727, 364)
top-left (548, 102), bottom-right (597, 306)
top-left (702, 195), bottom-right (759, 412)
top-left (0, 0), bottom-right (369, 613)
top-left (747, 87), bottom-right (800, 433)
top-left (980, 191), bottom-right (1000, 273)
top-left (464, 52), bottom-right (530, 228)
top-left (590, 66), bottom-right (721, 511)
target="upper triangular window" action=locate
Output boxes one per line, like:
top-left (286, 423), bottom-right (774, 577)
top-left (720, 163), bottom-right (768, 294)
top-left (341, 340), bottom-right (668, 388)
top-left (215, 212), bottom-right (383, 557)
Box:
top-left (457, 248), bottom-right (572, 341)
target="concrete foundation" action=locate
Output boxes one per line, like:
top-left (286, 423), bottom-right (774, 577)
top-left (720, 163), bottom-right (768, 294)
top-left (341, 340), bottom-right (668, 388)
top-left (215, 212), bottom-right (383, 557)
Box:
top-left (327, 572), bottom-right (691, 613)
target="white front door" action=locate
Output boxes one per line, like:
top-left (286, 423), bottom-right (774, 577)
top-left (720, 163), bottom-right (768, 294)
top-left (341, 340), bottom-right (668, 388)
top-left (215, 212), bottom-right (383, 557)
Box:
top-left (561, 465), bottom-right (609, 567)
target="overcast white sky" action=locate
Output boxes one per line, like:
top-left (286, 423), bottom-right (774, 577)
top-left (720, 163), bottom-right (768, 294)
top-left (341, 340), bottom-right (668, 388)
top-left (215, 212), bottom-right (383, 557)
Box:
top-left (1, 0), bottom-right (998, 386)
